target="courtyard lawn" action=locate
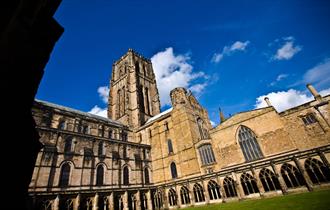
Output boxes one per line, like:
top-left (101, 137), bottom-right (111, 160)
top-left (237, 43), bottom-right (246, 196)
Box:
top-left (184, 189), bottom-right (330, 210)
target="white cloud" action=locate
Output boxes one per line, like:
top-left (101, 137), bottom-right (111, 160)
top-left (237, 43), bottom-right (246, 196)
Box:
top-left (255, 88), bottom-right (330, 112)
top-left (303, 58), bottom-right (330, 88)
top-left (270, 74), bottom-right (289, 86)
top-left (88, 105), bottom-right (107, 118)
top-left (273, 37), bottom-right (302, 60)
top-left (97, 86), bottom-right (109, 103)
top-left (211, 40), bottom-right (250, 63)
top-left (210, 120), bottom-right (216, 127)
top-left (151, 47), bottom-right (208, 106)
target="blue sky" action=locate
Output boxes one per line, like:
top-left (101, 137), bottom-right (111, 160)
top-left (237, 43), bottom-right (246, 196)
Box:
top-left (37, 0), bottom-right (330, 126)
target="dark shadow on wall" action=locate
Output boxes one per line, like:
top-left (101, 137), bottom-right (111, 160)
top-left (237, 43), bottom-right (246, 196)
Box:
top-left (0, 0), bottom-right (63, 209)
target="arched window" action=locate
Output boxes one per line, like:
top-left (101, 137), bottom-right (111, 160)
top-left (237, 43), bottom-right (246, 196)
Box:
top-left (139, 85), bottom-right (145, 114)
top-left (83, 125), bottom-right (89, 134)
top-left (59, 163), bottom-right (71, 187)
top-left (117, 89), bottom-right (121, 119)
top-left (305, 158), bottom-right (330, 184)
top-left (167, 139), bottom-right (173, 154)
top-left (223, 177), bottom-right (237, 198)
top-left (98, 141), bottom-right (104, 156)
top-left (108, 130), bottom-right (113, 139)
top-left (259, 168), bottom-right (281, 192)
top-left (96, 165), bottom-right (104, 186)
top-left (193, 183), bottom-right (205, 203)
top-left (144, 168), bottom-right (150, 184)
top-left (98, 125), bottom-right (104, 137)
top-left (207, 180), bottom-right (221, 200)
top-left (58, 119), bottom-right (66, 130)
top-left (170, 162), bottom-right (178, 179)
top-left (238, 126), bottom-right (263, 161)
top-left (180, 186), bottom-right (190, 205)
top-left (120, 87), bottom-right (125, 116)
top-left (40, 200), bottom-right (52, 210)
top-left (123, 166), bottom-right (129, 185)
top-left (135, 61), bottom-right (140, 73)
top-left (153, 189), bottom-right (163, 209)
top-left (281, 163), bottom-right (305, 188)
top-left (198, 144), bottom-right (216, 165)
top-left (64, 137), bottom-right (73, 153)
top-left (240, 173), bottom-right (259, 195)
top-left (168, 188), bottom-right (177, 206)
top-left (145, 87), bottom-right (150, 115)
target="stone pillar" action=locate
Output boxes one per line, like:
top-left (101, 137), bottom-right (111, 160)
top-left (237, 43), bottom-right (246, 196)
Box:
top-left (74, 194), bottom-right (80, 210)
top-left (123, 192), bottom-right (129, 210)
top-left (93, 193), bottom-right (99, 210)
top-left (163, 188), bottom-right (169, 209)
top-left (202, 180), bottom-right (210, 204)
top-left (294, 157), bottom-right (313, 191)
top-left (216, 176), bottom-right (225, 201)
top-left (250, 168), bottom-right (265, 196)
top-left (108, 193), bottom-right (114, 210)
top-left (136, 191), bottom-right (141, 210)
top-left (53, 195), bottom-right (60, 210)
top-left (175, 185), bottom-right (181, 208)
top-left (232, 172), bottom-right (245, 199)
top-left (271, 162), bottom-right (287, 194)
top-left (318, 151), bottom-right (330, 169)
top-left (146, 190), bottom-right (153, 210)
top-left (188, 183), bottom-right (195, 206)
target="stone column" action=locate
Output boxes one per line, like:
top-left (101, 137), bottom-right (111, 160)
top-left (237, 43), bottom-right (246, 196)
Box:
top-left (93, 193), bottom-right (99, 210)
top-left (294, 157), bottom-right (313, 191)
top-left (53, 195), bottom-right (60, 210)
top-left (163, 188), bottom-right (169, 209)
top-left (216, 176), bottom-right (225, 201)
top-left (188, 183), bottom-right (195, 206)
top-left (123, 192), bottom-right (129, 210)
top-left (271, 162), bottom-right (287, 194)
top-left (136, 191), bottom-right (141, 210)
top-left (202, 180), bottom-right (210, 204)
top-left (108, 193), bottom-right (114, 210)
top-left (74, 194), bottom-right (80, 210)
top-left (175, 185), bottom-right (181, 208)
top-left (250, 168), bottom-right (264, 196)
top-left (146, 190), bottom-right (153, 210)
top-left (232, 172), bottom-right (245, 199)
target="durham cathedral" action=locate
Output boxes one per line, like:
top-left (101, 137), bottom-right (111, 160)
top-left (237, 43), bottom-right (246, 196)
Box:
top-left (29, 49), bottom-right (330, 210)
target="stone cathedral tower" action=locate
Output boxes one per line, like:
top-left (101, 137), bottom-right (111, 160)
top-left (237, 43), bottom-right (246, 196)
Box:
top-left (108, 49), bottom-right (161, 128)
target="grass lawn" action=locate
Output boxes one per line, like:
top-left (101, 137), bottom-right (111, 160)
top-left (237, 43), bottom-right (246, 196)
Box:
top-left (184, 189), bottom-right (330, 210)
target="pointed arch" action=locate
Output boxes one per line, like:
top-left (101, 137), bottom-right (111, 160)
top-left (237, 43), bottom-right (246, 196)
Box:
top-left (237, 125), bottom-right (263, 161)
top-left (167, 139), bottom-right (173, 154)
top-left (170, 162), bottom-right (178, 179)
top-left (168, 188), bottom-right (177, 206)
top-left (144, 167), bottom-right (150, 184)
top-left (96, 164), bottom-right (104, 186)
top-left (305, 158), bottom-right (330, 184)
top-left (180, 186), bottom-right (190, 205)
top-left (193, 183), bottom-right (205, 203)
top-left (59, 162), bottom-right (71, 187)
top-left (240, 172), bottom-right (259, 195)
top-left (259, 168), bottom-right (281, 192)
top-left (281, 163), bottom-right (305, 188)
top-left (64, 136), bottom-right (73, 153)
top-left (123, 166), bottom-right (129, 185)
top-left (207, 180), bottom-right (221, 200)
top-left (223, 176), bottom-right (237, 198)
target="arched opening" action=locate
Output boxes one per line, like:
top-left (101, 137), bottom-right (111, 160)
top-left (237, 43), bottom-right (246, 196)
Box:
top-left (123, 166), bottom-right (129, 185)
top-left (305, 158), bottom-right (330, 184)
top-left (197, 118), bottom-right (208, 139)
top-left (144, 168), bottom-right (150, 184)
top-left (223, 176), bottom-right (237, 198)
top-left (281, 163), bottom-right (305, 188)
top-left (64, 137), bottom-right (73, 153)
top-left (240, 173), bottom-right (259, 195)
top-left (98, 141), bottom-right (104, 156)
top-left (96, 165), bottom-right (104, 186)
top-left (193, 183), bottom-right (205, 203)
top-left (237, 126), bottom-right (263, 161)
top-left (259, 168), bottom-right (281, 192)
top-left (145, 87), bottom-right (150, 115)
top-left (170, 162), bottom-right (178, 179)
top-left (59, 162), bottom-right (71, 187)
top-left (167, 139), bottom-right (173, 154)
top-left (153, 189), bottom-right (163, 209)
top-left (168, 188), bottom-right (177, 206)
top-left (180, 186), bottom-right (190, 205)
top-left (208, 180), bottom-right (221, 200)
top-left (198, 144), bottom-right (216, 165)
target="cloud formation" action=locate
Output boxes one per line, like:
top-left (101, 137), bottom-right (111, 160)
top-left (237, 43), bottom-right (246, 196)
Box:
top-left (89, 105), bottom-right (107, 118)
top-left (255, 88), bottom-right (330, 112)
top-left (97, 86), bottom-right (109, 103)
top-left (88, 86), bottom-right (109, 117)
top-left (303, 58), bottom-right (330, 88)
top-left (272, 37), bottom-right (302, 60)
top-left (151, 47), bottom-right (208, 106)
top-left (270, 73), bottom-right (289, 86)
top-left (211, 41), bottom-right (250, 63)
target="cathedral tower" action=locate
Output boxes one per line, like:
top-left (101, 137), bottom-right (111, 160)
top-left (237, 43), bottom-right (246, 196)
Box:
top-left (108, 49), bottom-right (161, 128)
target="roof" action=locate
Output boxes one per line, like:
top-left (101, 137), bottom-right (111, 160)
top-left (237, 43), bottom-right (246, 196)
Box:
top-left (34, 99), bottom-right (123, 127)
top-left (146, 107), bottom-right (173, 124)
